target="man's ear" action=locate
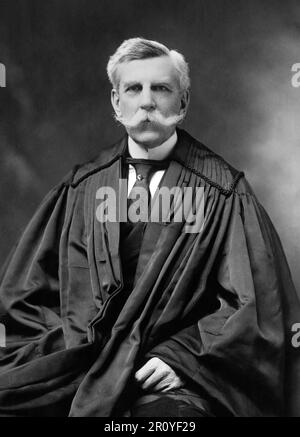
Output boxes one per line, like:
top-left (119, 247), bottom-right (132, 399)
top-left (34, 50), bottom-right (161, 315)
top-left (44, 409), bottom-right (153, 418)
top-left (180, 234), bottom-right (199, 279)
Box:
top-left (111, 89), bottom-right (121, 116)
top-left (179, 89), bottom-right (190, 115)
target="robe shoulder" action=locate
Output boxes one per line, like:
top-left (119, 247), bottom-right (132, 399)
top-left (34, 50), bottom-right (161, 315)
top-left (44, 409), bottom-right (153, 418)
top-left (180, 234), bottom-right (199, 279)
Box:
top-left (177, 130), bottom-right (246, 196)
top-left (64, 129), bottom-right (247, 196)
top-left (67, 136), bottom-right (127, 188)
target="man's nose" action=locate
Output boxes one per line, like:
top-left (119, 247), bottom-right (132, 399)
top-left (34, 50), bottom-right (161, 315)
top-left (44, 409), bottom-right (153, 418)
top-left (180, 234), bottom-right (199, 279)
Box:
top-left (139, 88), bottom-right (155, 111)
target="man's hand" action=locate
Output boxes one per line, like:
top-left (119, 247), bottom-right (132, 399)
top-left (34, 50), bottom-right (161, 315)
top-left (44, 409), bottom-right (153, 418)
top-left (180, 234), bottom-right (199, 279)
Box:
top-left (135, 357), bottom-right (184, 393)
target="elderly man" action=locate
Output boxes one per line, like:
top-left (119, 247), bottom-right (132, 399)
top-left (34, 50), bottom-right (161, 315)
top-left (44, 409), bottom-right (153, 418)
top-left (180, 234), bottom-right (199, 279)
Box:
top-left (0, 37), bottom-right (299, 417)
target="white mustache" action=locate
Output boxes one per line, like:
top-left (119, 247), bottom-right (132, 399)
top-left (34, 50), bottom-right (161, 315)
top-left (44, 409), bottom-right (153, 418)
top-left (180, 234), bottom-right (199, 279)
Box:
top-left (114, 110), bottom-right (185, 129)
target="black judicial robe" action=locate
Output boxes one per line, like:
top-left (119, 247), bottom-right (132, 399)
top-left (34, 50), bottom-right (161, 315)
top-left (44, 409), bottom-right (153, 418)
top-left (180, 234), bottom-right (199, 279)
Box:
top-left (0, 128), bottom-right (299, 417)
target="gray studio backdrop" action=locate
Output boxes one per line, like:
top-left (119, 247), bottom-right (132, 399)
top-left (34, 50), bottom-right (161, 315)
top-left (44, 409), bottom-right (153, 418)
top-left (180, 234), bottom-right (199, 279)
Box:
top-left (0, 0), bottom-right (299, 293)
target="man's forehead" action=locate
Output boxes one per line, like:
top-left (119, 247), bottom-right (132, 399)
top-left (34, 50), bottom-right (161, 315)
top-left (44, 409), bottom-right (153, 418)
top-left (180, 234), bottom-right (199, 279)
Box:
top-left (117, 56), bottom-right (179, 85)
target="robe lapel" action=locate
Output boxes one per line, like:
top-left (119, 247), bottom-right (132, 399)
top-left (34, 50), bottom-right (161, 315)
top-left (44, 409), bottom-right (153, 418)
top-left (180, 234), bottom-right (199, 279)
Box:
top-left (90, 139), bottom-right (127, 300)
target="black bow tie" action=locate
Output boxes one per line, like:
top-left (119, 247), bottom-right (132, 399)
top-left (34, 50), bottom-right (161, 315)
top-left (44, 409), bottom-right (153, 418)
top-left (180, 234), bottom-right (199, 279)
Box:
top-left (125, 157), bottom-right (170, 171)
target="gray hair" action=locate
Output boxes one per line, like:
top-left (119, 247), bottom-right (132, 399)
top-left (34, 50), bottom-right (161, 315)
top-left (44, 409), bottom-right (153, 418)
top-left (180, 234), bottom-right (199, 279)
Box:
top-left (107, 37), bottom-right (190, 93)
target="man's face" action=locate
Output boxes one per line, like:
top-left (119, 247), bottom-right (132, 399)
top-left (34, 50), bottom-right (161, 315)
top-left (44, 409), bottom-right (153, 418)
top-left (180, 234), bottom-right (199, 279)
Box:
top-left (111, 56), bottom-right (189, 148)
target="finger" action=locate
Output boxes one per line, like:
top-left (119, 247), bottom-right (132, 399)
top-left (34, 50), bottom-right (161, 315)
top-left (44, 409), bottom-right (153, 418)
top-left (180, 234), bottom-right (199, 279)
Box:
top-left (140, 369), bottom-right (168, 390)
top-left (152, 375), bottom-right (184, 393)
top-left (151, 379), bottom-right (171, 393)
top-left (135, 359), bottom-right (157, 383)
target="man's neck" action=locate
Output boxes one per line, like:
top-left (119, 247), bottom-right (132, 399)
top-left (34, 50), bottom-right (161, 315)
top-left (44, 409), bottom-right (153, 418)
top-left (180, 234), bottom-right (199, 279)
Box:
top-left (128, 131), bottom-right (178, 160)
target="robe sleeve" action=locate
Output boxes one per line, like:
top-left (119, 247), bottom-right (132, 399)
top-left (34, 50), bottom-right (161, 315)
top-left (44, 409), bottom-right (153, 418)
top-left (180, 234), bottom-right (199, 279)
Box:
top-left (0, 175), bottom-right (94, 416)
top-left (144, 177), bottom-right (300, 417)
top-left (0, 180), bottom-right (68, 364)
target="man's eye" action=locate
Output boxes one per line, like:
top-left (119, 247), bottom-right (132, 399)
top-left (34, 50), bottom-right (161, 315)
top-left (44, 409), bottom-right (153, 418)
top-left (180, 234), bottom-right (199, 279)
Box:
top-left (153, 85), bottom-right (169, 92)
top-left (127, 85), bottom-right (140, 92)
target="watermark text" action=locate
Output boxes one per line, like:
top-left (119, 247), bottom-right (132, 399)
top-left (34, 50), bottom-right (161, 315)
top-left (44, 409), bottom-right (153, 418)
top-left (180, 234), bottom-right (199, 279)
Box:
top-left (96, 182), bottom-right (205, 234)
top-left (0, 63), bottom-right (6, 87)
top-left (291, 323), bottom-right (300, 348)
top-left (291, 63), bottom-right (300, 88)
top-left (0, 323), bottom-right (5, 347)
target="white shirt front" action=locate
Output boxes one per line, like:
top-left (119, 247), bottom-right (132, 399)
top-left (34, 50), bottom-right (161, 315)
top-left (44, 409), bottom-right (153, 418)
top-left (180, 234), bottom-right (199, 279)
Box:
top-left (127, 131), bottom-right (178, 196)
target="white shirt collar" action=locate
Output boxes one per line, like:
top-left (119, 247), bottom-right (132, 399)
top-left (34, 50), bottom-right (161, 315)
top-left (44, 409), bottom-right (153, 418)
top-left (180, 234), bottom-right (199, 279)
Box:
top-left (128, 130), bottom-right (177, 160)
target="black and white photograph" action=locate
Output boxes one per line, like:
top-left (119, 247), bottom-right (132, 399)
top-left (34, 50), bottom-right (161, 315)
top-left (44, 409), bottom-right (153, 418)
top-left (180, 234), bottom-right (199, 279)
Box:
top-left (0, 0), bottom-right (299, 418)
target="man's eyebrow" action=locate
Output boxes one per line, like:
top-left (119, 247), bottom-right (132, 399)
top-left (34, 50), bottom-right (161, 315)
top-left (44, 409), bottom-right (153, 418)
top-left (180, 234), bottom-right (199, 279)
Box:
top-left (122, 79), bottom-right (174, 88)
top-left (122, 81), bottom-right (141, 88)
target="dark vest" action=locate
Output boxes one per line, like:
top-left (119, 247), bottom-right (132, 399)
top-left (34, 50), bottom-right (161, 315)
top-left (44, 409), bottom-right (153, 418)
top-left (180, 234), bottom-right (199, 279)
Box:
top-left (120, 155), bottom-right (170, 293)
